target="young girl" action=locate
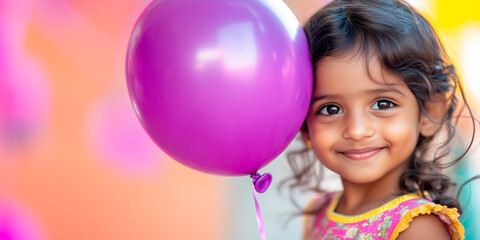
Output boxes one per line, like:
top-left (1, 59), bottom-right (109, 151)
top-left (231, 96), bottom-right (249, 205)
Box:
top-left (287, 0), bottom-right (476, 239)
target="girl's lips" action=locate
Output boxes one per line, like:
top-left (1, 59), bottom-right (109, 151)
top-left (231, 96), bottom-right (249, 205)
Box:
top-left (340, 148), bottom-right (383, 160)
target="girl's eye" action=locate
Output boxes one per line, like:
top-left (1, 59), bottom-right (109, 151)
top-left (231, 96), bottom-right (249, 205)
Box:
top-left (318, 104), bottom-right (343, 115)
top-left (372, 99), bottom-right (395, 110)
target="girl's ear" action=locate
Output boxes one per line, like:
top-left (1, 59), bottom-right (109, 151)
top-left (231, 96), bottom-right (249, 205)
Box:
top-left (300, 123), bottom-right (311, 145)
top-left (419, 97), bottom-right (450, 137)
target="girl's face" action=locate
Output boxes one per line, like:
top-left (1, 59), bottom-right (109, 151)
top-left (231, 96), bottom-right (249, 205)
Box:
top-left (305, 52), bottom-right (421, 185)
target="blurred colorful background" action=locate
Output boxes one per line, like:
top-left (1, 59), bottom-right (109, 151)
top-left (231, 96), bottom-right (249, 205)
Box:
top-left (0, 0), bottom-right (479, 239)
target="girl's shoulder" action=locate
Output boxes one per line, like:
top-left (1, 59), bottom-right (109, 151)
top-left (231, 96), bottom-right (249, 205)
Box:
top-left (389, 194), bottom-right (464, 240)
top-left (303, 192), bottom-right (464, 240)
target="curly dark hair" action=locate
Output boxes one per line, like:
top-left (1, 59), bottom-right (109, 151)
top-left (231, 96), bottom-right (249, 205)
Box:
top-left (285, 0), bottom-right (476, 215)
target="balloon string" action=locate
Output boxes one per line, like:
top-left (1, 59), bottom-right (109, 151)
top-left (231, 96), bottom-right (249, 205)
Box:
top-left (252, 185), bottom-right (267, 240)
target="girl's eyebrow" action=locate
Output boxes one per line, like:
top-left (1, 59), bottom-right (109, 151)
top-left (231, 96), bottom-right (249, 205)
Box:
top-left (366, 87), bottom-right (406, 96)
top-left (311, 95), bottom-right (335, 103)
top-left (311, 88), bottom-right (406, 103)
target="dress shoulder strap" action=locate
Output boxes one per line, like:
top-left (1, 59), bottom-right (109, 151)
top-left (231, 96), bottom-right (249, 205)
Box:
top-left (390, 200), bottom-right (464, 240)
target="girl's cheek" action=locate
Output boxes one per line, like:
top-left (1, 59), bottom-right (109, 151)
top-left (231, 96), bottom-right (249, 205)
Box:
top-left (308, 121), bottom-right (333, 139)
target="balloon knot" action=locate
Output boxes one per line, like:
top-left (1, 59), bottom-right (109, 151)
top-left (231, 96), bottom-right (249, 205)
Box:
top-left (250, 172), bottom-right (273, 193)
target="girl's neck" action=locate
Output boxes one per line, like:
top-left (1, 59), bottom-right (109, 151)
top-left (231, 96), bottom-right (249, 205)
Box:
top-left (335, 183), bottom-right (401, 216)
top-left (335, 163), bottom-right (407, 216)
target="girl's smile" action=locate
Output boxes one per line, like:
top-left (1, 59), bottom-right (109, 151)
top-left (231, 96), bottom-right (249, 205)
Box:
top-left (338, 147), bottom-right (384, 161)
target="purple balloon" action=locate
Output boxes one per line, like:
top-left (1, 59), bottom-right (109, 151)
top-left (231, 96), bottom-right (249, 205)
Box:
top-left (126, 0), bottom-right (312, 176)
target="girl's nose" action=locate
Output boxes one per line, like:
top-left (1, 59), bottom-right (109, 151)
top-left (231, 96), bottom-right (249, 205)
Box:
top-left (342, 110), bottom-right (375, 141)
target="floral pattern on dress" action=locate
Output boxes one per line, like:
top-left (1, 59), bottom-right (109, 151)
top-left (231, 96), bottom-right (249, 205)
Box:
top-left (304, 192), bottom-right (464, 240)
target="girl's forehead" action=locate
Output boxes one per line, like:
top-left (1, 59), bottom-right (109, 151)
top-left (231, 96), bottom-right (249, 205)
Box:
top-left (315, 50), bottom-right (379, 73)
top-left (313, 53), bottom-right (407, 94)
